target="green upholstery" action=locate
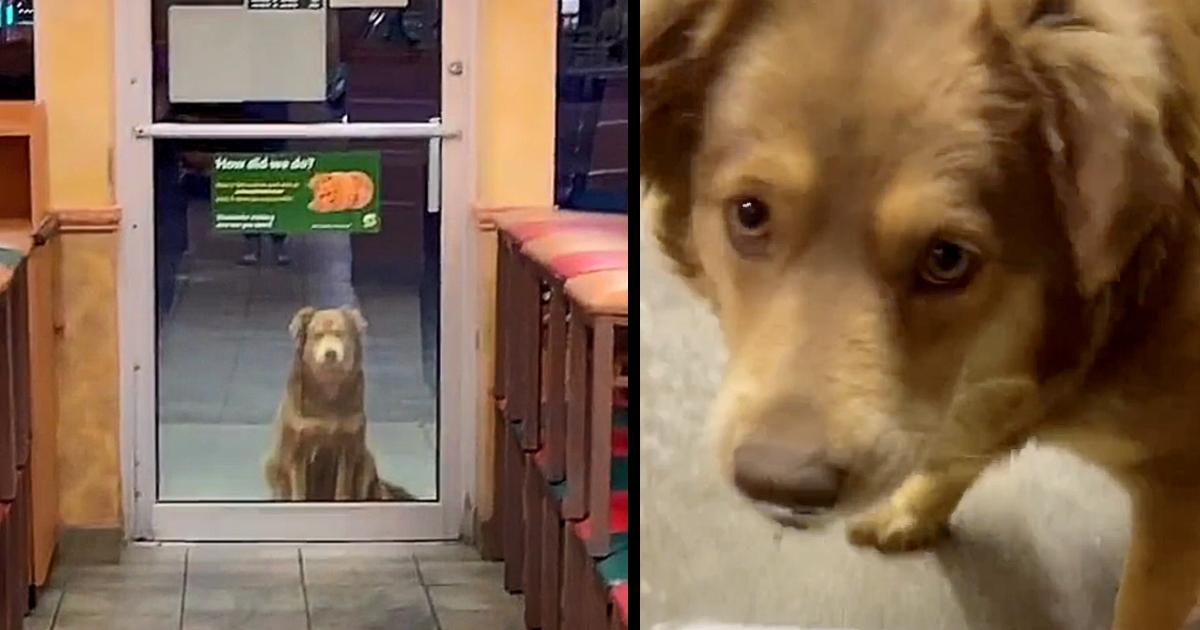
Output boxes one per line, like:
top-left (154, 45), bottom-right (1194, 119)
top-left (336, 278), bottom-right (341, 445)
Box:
top-left (0, 247), bottom-right (23, 269)
top-left (597, 547), bottom-right (628, 585)
top-left (611, 455), bottom-right (628, 491)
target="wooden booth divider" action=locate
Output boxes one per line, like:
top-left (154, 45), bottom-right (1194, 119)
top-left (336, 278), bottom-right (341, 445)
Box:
top-left (0, 102), bottom-right (62, 630)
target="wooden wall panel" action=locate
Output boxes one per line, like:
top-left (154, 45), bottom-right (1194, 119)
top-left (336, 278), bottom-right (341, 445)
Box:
top-left (55, 233), bottom-right (121, 528)
top-left (474, 221), bottom-right (501, 558)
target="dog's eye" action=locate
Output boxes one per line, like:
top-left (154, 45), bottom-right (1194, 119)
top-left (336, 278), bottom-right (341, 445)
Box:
top-left (919, 240), bottom-right (977, 288)
top-left (726, 197), bottom-right (771, 256)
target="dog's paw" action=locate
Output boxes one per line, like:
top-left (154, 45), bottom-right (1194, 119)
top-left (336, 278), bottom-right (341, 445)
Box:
top-left (846, 504), bottom-right (950, 553)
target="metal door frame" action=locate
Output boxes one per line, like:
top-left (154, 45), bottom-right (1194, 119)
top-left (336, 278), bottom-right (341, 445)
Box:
top-left (114, 0), bottom-right (479, 541)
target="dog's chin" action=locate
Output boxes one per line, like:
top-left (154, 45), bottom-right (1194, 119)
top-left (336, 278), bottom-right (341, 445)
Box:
top-left (310, 361), bottom-right (353, 378)
top-left (749, 501), bottom-right (836, 531)
top-left (743, 479), bottom-right (895, 532)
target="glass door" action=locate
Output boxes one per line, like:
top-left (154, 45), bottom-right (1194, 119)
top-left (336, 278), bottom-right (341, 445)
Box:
top-left (115, 0), bottom-right (474, 540)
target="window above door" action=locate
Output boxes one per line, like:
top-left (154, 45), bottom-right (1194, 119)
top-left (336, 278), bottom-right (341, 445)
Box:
top-left (152, 0), bottom-right (441, 124)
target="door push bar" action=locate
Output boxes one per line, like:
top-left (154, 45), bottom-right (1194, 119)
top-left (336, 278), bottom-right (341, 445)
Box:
top-left (134, 119), bottom-right (455, 140)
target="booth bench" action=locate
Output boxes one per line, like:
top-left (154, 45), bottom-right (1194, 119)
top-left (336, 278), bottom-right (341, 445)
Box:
top-left (489, 207), bottom-right (629, 630)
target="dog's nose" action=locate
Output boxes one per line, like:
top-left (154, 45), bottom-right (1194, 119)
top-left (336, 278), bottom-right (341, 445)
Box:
top-left (732, 438), bottom-right (845, 511)
top-left (324, 349), bottom-right (338, 361)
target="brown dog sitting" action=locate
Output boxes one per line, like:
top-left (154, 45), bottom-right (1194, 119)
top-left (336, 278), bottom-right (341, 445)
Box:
top-left (644, 0), bottom-right (1200, 628)
top-left (264, 306), bottom-right (414, 502)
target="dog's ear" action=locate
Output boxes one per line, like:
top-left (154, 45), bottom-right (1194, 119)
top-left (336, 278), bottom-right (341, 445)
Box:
top-left (997, 0), bottom-right (1184, 296)
top-left (641, 0), bottom-right (759, 283)
top-left (289, 307), bottom-right (316, 340)
top-left (341, 306), bottom-right (368, 335)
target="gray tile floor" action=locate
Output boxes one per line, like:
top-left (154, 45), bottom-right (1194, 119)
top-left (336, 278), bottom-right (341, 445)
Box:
top-left (28, 543), bottom-right (523, 630)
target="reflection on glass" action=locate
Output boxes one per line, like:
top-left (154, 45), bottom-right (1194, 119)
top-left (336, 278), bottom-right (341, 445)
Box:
top-left (0, 0), bottom-right (33, 100)
top-left (555, 0), bottom-right (628, 212)
top-left (154, 140), bottom-right (439, 502)
top-left (152, 1), bottom-right (441, 123)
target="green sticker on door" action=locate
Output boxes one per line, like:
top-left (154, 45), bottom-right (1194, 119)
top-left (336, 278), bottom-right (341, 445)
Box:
top-left (212, 151), bottom-right (382, 234)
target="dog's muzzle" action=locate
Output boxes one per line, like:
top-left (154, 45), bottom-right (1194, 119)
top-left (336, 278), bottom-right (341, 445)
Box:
top-left (312, 338), bottom-right (346, 365)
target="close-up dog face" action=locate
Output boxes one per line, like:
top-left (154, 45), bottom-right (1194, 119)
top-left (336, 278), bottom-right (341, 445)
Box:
top-left (290, 306), bottom-right (369, 375)
top-left (643, 0), bottom-right (1184, 525)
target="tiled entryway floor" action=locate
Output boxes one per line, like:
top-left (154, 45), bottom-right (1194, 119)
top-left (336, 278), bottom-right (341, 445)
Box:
top-left (28, 543), bottom-right (523, 630)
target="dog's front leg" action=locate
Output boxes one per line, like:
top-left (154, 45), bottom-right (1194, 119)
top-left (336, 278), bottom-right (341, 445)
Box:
top-left (847, 459), bottom-right (987, 552)
top-left (357, 453), bottom-right (381, 500)
top-left (289, 447), bottom-right (310, 501)
top-left (334, 448), bottom-right (355, 501)
top-left (265, 454), bottom-right (290, 500)
top-left (1112, 484), bottom-right (1200, 630)
top-left (849, 376), bottom-right (1039, 552)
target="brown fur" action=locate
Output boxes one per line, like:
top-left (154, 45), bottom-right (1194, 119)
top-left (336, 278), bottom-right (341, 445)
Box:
top-left (643, 0), bottom-right (1200, 628)
top-left (264, 306), bottom-right (415, 502)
